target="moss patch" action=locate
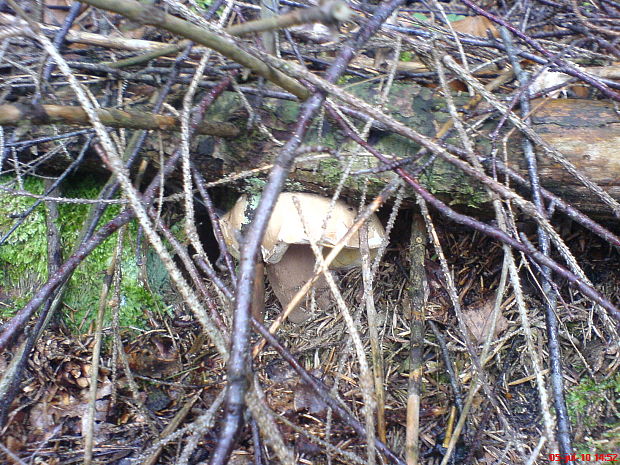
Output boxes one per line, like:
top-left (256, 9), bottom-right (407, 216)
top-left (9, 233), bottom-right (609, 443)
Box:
top-left (0, 175), bottom-right (169, 331)
top-left (0, 177), bottom-right (48, 319)
top-left (567, 372), bottom-right (620, 458)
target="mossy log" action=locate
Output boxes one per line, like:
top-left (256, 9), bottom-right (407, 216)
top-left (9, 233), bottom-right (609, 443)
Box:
top-left (13, 81), bottom-right (620, 216)
top-left (202, 82), bottom-right (620, 216)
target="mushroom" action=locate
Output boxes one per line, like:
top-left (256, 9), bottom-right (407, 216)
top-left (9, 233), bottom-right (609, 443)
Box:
top-left (219, 192), bottom-right (385, 323)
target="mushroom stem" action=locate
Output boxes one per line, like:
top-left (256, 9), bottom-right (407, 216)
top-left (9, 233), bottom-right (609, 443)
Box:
top-left (265, 244), bottom-right (331, 323)
top-left (251, 261), bottom-right (266, 324)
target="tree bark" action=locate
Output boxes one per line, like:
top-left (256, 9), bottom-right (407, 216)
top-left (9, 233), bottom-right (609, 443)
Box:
top-left (208, 83), bottom-right (620, 216)
top-left (12, 81), bottom-right (620, 216)
top-left (0, 104), bottom-right (239, 137)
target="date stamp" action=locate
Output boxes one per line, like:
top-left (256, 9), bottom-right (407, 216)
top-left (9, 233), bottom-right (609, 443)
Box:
top-left (549, 453), bottom-right (618, 462)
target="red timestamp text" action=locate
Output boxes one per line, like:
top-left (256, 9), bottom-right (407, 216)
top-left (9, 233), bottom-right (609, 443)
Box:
top-left (549, 453), bottom-right (618, 462)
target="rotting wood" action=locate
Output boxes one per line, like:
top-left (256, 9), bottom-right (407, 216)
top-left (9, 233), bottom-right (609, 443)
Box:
top-left (11, 81), bottom-right (620, 216)
top-left (210, 84), bottom-right (620, 216)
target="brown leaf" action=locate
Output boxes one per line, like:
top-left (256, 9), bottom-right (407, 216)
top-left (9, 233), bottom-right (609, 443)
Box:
top-left (451, 16), bottom-right (499, 38)
top-left (462, 298), bottom-right (509, 343)
top-left (4, 436), bottom-right (23, 465)
top-left (293, 379), bottom-right (328, 415)
top-left (126, 335), bottom-right (181, 378)
top-left (28, 402), bottom-right (56, 435)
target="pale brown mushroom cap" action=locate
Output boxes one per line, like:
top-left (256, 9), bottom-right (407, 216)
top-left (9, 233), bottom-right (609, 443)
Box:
top-left (219, 192), bottom-right (385, 268)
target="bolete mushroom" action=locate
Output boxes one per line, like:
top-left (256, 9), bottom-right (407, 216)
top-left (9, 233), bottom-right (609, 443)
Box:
top-left (219, 192), bottom-right (385, 323)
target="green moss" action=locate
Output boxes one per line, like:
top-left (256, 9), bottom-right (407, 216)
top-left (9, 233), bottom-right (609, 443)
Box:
top-left (274, 101), bottom-right (301, 126)
top-left (305, 157), bottom-right (387, 197)
top-left (244, 177), bottom-right (267, 197)
top-left (284, 179), bottom-right (306, 192)
top-left (419, 158), bottom-right (489, 208)
top-left (0, 175), bottom-right (169, 331)
top-left (336, 75), bottom-right (355, 86)
top-left (317, 157), bottom-right (345, 187)
top-left (567, 373), bottom-right (620, 458)
top-left (400, 51), bottom-right (414, 62)
top-left (0, 177), bottom-right (48, 319)
top-left (408, 13), bottom-right (465, 23)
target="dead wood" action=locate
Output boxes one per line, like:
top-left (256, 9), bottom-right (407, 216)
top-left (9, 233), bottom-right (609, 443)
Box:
top-left (0, 103), bottom-right (240, 137)
top-left (11, 84), bottom-right (620, 217)
top-left (209, 88), bottom-right (620, 217)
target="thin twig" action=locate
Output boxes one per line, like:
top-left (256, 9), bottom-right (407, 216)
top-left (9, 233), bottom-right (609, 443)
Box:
top-left (251, 317), bottom-right (407, 465)
top-left (78, 0), bottom-right (309, 99)
top-left (226, 0), bottom-right (351, 37)
top-left (405, 213), bottom-right (427, 465)
top-left (501, 25), bottom-right (572, 456)
top-left (83, 225), bottom-right (124, 465)
top-left (324, 104), bottom-right (620, 324)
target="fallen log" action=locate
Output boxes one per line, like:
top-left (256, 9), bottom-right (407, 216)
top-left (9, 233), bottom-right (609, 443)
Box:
top-left (9, 81), bottom-right (620, 217)
top-left (205, 83), bottom-right (620, 217)
top-left (518, 98), bottom-right (620, 214)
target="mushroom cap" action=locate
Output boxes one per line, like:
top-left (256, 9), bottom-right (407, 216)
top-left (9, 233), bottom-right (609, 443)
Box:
top-left (219, 192), bottom-right (385, 268)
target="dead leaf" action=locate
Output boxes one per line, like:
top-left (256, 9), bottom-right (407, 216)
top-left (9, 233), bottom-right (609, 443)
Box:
top-left (3, 435), bottom-right (23, 465)
top-left (462, 298), bottom-right (509, 343)
top-left (293, 379), bottom-right (328, 415)
top-left (28, 402), bottom-right (57, 435)
top-left (126, 335), bottom-right (181, 378)
top-left (451, 16), bottom-right (499, 38)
